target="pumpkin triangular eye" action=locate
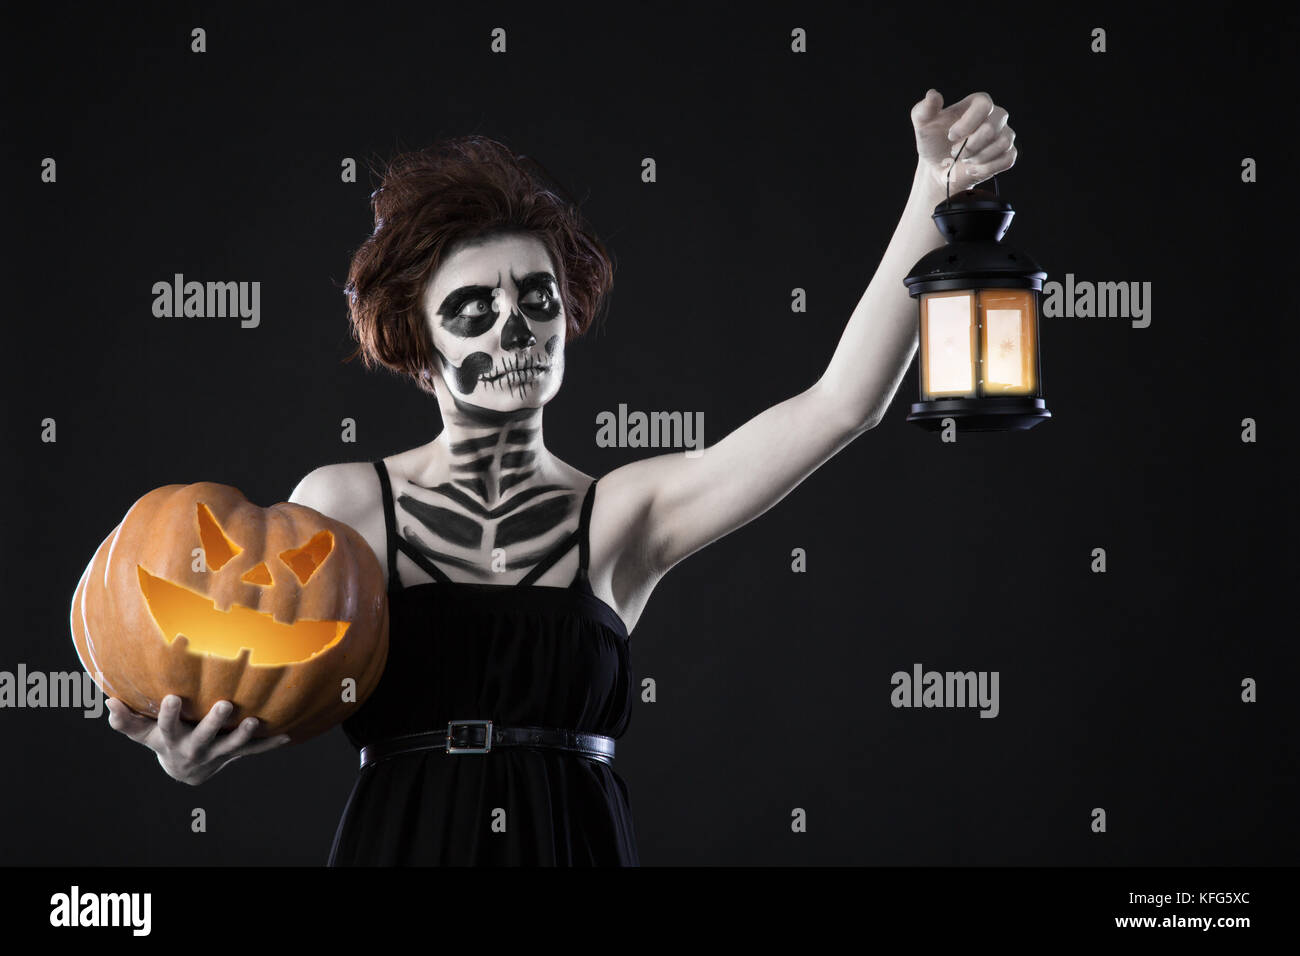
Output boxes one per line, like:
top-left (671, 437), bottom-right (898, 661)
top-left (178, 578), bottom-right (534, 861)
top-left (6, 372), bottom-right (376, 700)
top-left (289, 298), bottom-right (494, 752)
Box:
top-left (196, 503), bottom-right (242, 571)
top-left (279, 531), bottom-right (334, 585)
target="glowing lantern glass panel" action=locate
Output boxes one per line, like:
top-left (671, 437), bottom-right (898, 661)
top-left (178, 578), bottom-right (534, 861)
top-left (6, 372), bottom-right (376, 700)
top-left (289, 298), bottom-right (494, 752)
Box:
top-left (920, 291), bottom-right (976, 397)
top-left (918, 288), bottom-right (1040, 400)
top-left (980, 290), bottom-right (1037, 394)
top-left (904, 186), bottom-right (1051, 431)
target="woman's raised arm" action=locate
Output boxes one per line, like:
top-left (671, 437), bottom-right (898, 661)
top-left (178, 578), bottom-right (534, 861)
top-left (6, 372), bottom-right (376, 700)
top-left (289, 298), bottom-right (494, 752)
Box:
top-left (604, 90), bottom-right (1019, 576)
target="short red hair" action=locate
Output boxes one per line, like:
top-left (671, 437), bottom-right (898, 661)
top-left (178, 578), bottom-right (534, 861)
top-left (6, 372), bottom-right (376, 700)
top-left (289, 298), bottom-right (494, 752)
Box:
top-left (345, 135), bottom-right (614, 392)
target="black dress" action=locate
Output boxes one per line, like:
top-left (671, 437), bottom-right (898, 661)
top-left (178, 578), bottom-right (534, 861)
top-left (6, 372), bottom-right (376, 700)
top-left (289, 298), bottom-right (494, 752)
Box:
top-left (328, 460), bottom-right (639, 866)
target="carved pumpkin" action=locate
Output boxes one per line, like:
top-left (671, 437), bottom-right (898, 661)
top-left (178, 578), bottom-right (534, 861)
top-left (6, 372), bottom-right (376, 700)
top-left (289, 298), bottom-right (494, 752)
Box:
top-left (70, 483), bottom-right (388, 743)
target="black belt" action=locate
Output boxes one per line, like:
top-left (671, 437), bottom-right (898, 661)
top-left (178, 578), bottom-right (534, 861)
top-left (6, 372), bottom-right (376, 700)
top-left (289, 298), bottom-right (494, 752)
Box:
top-left (359, 720), bottom-right (616, 769)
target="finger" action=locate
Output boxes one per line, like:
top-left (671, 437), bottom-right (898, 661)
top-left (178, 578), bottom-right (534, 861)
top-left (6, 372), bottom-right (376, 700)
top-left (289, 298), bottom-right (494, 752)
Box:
top-left (910, 88), bottom-right (944, 127)
top-left (232, 734), bottom-right (294, 759)
top-left (208, 715), bottom-right (262, 759)
top-left (961, 128), bottom-right (1016, 167)
top-left (952, 108), bottom-right (1009, 158)
top-left (961, 148), bottom-right (1018, 185)
top-left (155, 694), bottom-right (186, 746)
top-left (105, 698), bottom-right (156, 744)
top-left (189, 699), bottom-right (235, 752)
top-left (943, 92), bottom-right (995, 143)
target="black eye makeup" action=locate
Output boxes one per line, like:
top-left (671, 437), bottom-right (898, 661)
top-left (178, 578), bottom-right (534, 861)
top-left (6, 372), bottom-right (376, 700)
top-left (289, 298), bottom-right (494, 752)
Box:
top-left (437, 285), bottom-right (498, 338)
top-left (513, 272), bottom-right (562, 320)
top-left (435, 271), bottom-right (562, 338)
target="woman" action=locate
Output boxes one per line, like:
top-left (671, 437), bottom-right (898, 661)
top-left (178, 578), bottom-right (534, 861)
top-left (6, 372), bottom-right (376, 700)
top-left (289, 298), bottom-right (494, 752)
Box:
top-left (105, 89), bottom-right (1019, 865)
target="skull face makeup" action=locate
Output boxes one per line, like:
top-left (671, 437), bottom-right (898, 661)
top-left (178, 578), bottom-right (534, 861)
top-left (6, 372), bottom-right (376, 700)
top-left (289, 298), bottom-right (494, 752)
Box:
top-left (423, 233), bottom-right (566, 415)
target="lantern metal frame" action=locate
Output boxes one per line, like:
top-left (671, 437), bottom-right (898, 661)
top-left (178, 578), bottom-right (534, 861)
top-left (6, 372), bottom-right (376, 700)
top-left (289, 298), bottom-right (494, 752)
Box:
top-left (902, 170), bottom-right (1051, 432)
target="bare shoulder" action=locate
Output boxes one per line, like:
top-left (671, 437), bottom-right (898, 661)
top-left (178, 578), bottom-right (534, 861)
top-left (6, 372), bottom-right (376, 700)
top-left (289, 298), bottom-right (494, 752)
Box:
top-left (288, 461), bottom-right (382, 526)
top-left (545, 457), bottom-right (643, 544)
top-left (288, 461), bottom-right (391, 577)
top-left (589, 461), bottom-right (654, 541)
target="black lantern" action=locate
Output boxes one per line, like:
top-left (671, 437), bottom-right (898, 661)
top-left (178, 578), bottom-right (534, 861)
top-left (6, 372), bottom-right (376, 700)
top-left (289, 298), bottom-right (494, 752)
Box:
top-left (902, 176), bottom-right (1051, 431)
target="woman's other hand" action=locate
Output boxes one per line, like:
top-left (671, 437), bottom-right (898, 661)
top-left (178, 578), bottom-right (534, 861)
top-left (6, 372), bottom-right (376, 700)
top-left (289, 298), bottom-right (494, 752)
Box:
top-left (912, 89), bottom-right (1017, 192)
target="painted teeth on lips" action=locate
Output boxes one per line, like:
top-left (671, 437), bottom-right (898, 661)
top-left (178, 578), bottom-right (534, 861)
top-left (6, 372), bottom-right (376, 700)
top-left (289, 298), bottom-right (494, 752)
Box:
top-left (482, 363), bottom-right (549, 383)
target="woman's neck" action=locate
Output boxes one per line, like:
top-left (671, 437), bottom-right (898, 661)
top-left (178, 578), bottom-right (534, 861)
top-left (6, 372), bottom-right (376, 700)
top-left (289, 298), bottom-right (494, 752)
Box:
top-left (426, 392), bottom-right (551, 506)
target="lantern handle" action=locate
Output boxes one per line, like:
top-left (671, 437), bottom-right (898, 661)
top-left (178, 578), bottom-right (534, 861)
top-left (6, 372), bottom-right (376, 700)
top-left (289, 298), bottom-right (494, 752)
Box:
top-left (944, 136), bottom-right (1000, 205)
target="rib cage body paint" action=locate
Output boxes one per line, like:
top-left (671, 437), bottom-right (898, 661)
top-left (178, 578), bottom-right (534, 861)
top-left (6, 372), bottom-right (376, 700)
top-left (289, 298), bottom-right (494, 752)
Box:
top-left (409, 255), bottom-right (579, 582)
top-left (394, 428), bottom-right (577, 580)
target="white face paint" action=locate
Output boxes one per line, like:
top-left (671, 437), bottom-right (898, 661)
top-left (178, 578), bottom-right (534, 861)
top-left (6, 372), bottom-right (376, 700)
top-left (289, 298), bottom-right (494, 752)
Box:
top-left (422, 233), bottom-right (567, 413)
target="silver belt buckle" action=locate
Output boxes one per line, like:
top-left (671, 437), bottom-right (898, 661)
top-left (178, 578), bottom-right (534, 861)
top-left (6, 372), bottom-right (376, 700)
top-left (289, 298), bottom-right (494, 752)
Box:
top-left (446, 719), bottom-right (493, 754)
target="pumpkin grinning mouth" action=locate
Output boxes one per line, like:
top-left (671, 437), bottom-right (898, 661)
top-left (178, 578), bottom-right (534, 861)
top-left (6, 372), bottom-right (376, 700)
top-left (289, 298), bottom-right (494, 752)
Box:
top-left (136, 566), bottom-right (349, 667)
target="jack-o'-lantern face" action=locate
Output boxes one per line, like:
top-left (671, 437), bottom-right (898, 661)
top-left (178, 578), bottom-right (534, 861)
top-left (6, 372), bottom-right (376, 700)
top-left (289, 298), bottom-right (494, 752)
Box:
top-left (70, 483), bottom-right (389, 742)
top-left (136, 503), bottom-right (348, 666)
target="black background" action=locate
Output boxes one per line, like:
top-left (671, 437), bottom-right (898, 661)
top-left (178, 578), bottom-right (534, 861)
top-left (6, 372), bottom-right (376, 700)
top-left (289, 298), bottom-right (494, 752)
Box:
top-left (2, 1), bottom-right (1295, 866)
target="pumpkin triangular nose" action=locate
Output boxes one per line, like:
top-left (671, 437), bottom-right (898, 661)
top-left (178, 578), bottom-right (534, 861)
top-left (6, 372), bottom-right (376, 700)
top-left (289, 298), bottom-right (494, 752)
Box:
top-left (241, 562), bottom-right (273, 586)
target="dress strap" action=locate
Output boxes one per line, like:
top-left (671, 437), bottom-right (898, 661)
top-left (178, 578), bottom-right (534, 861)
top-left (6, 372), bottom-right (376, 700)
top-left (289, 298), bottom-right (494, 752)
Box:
top-left (576, 476), bottom-right (598, 582)
top-left (514, 529), bottom-right (579, 586)
top-left (372, 460), bottom-right (402, 592)
top-left (375, 459), bottom-right (455, 587)
top-left (514, 478), bottom-right (598, 588)
top-left (395, 537), bottom-right (455, 585)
